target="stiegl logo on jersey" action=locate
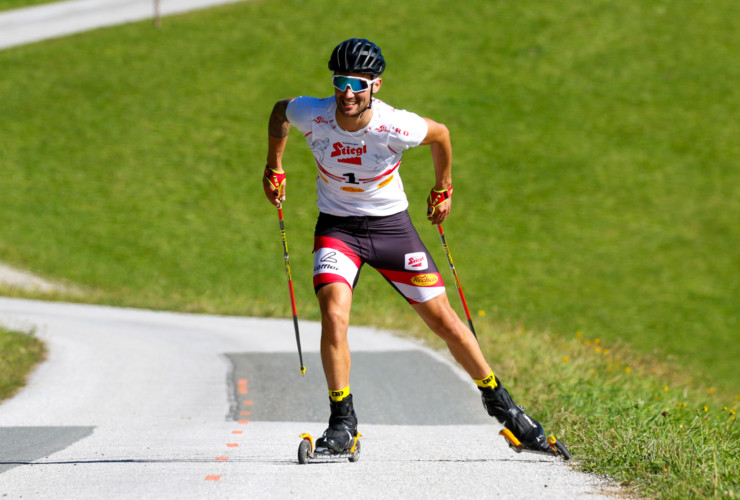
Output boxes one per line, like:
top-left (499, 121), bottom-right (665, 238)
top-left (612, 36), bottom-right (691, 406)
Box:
top-left (331, 142), bottom-right (366, 165)
top-left (405, 252), bottom-right (428, 271)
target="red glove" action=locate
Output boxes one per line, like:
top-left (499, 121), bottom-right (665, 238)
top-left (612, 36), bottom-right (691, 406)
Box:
top-left (426, 185), bottom-right (453, 216)
top-left (264, 165), bottom-right (286, 202)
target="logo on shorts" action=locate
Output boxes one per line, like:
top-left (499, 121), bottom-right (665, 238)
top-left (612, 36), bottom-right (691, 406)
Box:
top-left (405, 252), bottom-right (428, 271)
top-left (315, 250), bottom-right (339, 272)
top-left (320, 252), bottom-right (338, 264)
top-left (411, 274), bottom-right (439, 286)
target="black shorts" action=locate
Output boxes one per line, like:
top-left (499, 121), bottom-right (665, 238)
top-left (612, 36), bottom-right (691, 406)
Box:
top-left (313, 211), bottom-right (445, 304)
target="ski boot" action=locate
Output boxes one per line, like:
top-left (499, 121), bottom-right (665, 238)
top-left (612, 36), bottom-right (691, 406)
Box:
top-left (298, 394), bottom-right (361, 464)
top-left (480, 378), bottom-right (570, 460)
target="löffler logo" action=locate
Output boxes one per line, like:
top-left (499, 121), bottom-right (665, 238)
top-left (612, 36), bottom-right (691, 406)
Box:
top-left (331, 142), bottom-right (366, 165)
top-left (320, 251), bottom-right (338, 264)
top-left (405, 252), bottom-right (428, 271)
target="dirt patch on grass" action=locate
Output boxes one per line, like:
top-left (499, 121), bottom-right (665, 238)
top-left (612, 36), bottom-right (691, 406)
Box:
top-left (0, 263), bottom-right (74, 294)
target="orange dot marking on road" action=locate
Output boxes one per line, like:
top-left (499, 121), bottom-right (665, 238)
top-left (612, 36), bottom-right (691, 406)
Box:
top-left (207, 379), bottom-right (251, 483)
top-left (242, 400), bottom-right (253, 405)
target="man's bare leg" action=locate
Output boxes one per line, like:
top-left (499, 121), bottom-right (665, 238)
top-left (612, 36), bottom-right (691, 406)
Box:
top-left (315, 282), bottom-right (358, 453)
top-left (317, 282), bottom-right (353, 390)
top-left (412, 292), bottom-right (491, 380)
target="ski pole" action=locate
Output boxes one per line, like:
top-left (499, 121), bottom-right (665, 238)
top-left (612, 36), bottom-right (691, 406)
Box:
top-left (436, 223), bottom-right (477, 338)
top-left (277, 206), bottom-right (306, 376)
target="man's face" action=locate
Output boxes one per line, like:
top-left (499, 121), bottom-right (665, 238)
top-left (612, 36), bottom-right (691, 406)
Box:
top-left (333, 72), bottom-right (381, 119)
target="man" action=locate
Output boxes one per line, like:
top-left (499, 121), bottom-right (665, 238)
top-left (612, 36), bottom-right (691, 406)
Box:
top-left (263, 38), bottom-right (551, 455)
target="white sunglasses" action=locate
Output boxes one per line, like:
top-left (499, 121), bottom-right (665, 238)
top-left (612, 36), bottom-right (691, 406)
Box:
top-left (332, 75), bottom-right (378, 93)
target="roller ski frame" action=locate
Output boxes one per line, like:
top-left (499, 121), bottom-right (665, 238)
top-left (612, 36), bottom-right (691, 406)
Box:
top-left (499, 428), bottom-right (571, 460)
top-left (297, 432), bottom-right (362, 464)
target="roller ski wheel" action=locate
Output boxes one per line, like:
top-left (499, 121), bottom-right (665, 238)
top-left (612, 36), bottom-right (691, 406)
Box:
top-left (499, 428), bottom-right (571, 461)
top-left (297, 432), bottom-right (362, 464)
top-left (298, 434), bottom-right (313, 464)
top-left (348, 437), bottom-right (361, 462)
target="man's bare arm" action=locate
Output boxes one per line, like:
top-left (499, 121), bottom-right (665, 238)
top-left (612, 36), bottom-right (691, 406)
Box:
top-left (421, 117), bottom-right (453, 224)
top-left (266, 98), bottom-right (295, 171)
top-left (268, 99), bottom-right (293, 139)
top-left (264, 98), bottom-right (294, 206)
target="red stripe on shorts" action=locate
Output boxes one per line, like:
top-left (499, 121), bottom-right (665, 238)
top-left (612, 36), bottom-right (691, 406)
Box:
top-left (313, 236), bottom-right (362, 267)
top-left (313, 272), bottom-right (351, 289)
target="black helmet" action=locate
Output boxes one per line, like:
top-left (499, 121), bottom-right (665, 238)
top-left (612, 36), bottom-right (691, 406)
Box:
top-left (328, 38), bottom-right (386, 77)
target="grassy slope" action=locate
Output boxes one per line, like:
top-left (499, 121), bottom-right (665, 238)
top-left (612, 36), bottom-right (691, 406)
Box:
top-left (1, 0), bottom-right (737, 393)
top-left (0, 0), bottom-right (738, 495)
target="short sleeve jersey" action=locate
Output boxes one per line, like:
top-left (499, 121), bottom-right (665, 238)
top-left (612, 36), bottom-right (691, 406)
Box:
top-left (286, 96), bottom-right (428, 217)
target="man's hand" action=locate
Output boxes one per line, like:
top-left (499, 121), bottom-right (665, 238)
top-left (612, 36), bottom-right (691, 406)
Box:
top-left (263, 165), bottom-right (286, 207)
top-left (426, 185), bottom-right (453, 224)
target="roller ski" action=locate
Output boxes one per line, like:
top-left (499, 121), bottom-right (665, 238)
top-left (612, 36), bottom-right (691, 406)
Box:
top-left (298, 432), bottom-right (362, 464)
top-left (498, 428), bottom-right (570, 460)
top-left (297, 394), bottom-right (362, 464)
top-left (481, 377), bottom-right (571, 461)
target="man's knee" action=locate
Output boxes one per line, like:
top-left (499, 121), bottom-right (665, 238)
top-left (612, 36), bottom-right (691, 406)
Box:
top-left (318, 284), bottom-right (352, 332)
top-left (323, 305), bottom-right (349, 331)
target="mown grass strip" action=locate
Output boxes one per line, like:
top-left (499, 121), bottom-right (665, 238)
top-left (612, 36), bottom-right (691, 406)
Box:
top-left (0, 327), bottom-right (46, 401)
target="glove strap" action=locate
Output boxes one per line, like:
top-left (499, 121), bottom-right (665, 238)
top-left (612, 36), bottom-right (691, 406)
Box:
top-left (264, 165), bottom-right (286, 196)
top-left (427, 185), bottom-right (453, 215)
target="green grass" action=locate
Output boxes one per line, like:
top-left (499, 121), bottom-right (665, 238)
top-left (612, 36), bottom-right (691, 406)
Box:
top-left (0, 0), bottom-right (738, 496)
top-left (492, 324), bottom-right (739, 498)
top-left (0, 0), bottom-right (61, 12)
top-left (0, 328), bottom-right (46, 400)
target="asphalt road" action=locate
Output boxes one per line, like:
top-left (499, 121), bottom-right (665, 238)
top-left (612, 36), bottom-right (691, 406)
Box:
top-left (0, 297), bottom-right (619, 499)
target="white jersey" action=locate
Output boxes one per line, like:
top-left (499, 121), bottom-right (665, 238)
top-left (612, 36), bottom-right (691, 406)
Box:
top-left (286, 96), bottom-right (428, 217)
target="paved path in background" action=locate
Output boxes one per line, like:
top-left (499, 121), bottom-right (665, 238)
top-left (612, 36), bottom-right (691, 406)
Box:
top-left (0, 0), bottom-right (245, 50)
top-left (0, 298), bottom-right (619, 499)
